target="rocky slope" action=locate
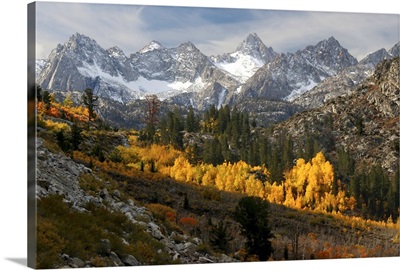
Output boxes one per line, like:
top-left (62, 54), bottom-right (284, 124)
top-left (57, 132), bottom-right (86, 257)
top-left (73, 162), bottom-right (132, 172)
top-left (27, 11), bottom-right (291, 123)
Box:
top-left (292, 42), bottom-right (400, 109)
top-left (274, 57), bottom-right (399, 174)
top-left (236, 37), bottom-right (358, 102)
top-left (210, 33), bottom-right (277, 82)
top-left (36, 136), bottom-right (237, 267)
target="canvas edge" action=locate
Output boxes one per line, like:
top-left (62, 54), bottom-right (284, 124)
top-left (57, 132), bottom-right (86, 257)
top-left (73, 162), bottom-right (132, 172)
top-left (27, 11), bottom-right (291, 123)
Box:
top-left (27, 2), bottom-right (37, 269)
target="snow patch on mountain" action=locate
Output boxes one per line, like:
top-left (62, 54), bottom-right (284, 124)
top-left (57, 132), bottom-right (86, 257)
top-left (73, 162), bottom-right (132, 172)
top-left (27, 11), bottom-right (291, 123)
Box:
top-left (214, 52), bottom-right (265, 82)
top-left (77, 58), bottom-right (206, 101)
top-left (285, 79), bottom-right (319, 101)
top-left (140, 41), bottom-right (163, 54)
top-left (217, 88), bottom-right (227, 109)
top-left (36, 59), bottom-right (48, 76)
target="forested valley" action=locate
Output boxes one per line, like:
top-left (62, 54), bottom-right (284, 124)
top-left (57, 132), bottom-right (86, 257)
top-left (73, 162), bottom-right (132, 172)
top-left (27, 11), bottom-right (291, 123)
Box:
top-left (34, 76), bottom-right (399, 267)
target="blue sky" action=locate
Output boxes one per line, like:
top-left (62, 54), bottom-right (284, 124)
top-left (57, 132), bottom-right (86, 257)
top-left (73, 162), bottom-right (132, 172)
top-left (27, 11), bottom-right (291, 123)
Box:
top-left (35, 1), bottom-right (399, 61)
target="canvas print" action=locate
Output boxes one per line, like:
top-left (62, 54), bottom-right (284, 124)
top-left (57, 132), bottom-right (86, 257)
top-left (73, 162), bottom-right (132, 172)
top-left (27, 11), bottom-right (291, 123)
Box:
top-left (28, 1), bottom-right (399, 269)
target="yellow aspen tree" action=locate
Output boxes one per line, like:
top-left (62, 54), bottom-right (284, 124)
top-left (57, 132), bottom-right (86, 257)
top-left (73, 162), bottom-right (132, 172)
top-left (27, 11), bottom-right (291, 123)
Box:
top-left (284, 186), bottom-right (296, 208)
top-left (268, 182), bottom-right (284, 204)
top-left (215, 164), bottom-right (227, 191)
top-left (245, 175), bottom-right (264, 198)
top-left (201, 165), bottom-right (217, 187)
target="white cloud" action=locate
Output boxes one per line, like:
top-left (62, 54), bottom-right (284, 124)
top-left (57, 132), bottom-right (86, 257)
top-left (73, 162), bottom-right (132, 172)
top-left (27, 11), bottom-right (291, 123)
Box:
top-left (34, 2), bottom-right (399, 61)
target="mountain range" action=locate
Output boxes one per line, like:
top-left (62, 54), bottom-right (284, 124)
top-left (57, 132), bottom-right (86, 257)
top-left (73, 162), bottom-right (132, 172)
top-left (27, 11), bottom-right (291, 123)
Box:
top-left (36, 32), bottom-right (399, 128)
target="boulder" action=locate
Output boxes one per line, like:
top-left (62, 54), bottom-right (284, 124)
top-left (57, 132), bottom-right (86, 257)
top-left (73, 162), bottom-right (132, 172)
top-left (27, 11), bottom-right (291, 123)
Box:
top-left (198, 256), bottom-right (214, 263)
top-left (120, 254), bottom-right (140, 266)
top-left (68, 257), bottom-right (85, 268)
top-left (98, 239), bottom-right (111, 256)
top-left (110, 252), bottom-right (124, 266)
top-left (148, 222), bottom-right (165, 240)
top-left (99, 188), bottom-right (109, 200)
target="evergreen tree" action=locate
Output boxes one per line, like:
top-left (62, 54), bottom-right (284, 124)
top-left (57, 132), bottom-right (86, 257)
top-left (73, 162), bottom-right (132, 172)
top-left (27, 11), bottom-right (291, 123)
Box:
top-left (337, 147), bottom-right (354, 181)
top-left (92, 143), bottom-right (105, 162)
top-left (140, 94), bottom-right (160, 144)
top-left (233, 196), bottom-right (274, 261)
top-left (230, 107), bottom-right (241, 148)
top-left (56, 130), bottom-right (69, 152)
top-left (249, 140), bottom-right (260, 166)
top-left (186, 106), bottom-right (199, 132)
top-left (283, 134), bottom-right (294, 170)
top-left (220, 134), bottom-right (235, 163)
top-left (70, 122), bottom-right (82, 150)
top-left (217, 105), bottom-right (230, 134)
top-left (172, 109), bottom-right (185, 149)
top-left (36, 84), bottom-right (42, 102)
top-left (387, 167), bottom-right (399, 221)
top-left (350, 173), bottom-right (362, 202)
top-left (269, 145), bottom-right (284, 183)
top-left (209, 220), bottom-right (231, 253)
top-left (259, 137), bottom-right (271, 167)
top-left (183, 194), bottom-right (190, 210)
top-left (204, 136), bottom-right (224, 166)
top-left (42, 90), bottom-right (51, 110)
top-left (82, 88), bottom-right (98, 121)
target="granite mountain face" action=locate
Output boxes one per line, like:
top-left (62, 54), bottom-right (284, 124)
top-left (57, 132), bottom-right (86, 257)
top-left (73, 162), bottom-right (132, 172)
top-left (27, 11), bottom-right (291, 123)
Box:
top-left (292, 42), bottom-right (400, 109)
top-left (36, 33), bottom-right (398, 128)
top-left (210, 33), bottom-right (277, 83)
top-left (235, 37), bottom-right (358, 103)
top-left (274, 56), bottom-right (400, 175)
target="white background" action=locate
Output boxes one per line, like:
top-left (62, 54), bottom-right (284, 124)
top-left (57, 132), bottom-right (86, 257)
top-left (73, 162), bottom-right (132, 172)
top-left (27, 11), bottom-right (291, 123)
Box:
top-left (0, 1), bottom-right (398, 269)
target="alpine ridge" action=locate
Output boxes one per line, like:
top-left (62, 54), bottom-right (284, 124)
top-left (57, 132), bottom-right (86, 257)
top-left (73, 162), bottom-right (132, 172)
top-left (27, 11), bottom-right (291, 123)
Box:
top-left (36, 33), bottom-right (399, 128)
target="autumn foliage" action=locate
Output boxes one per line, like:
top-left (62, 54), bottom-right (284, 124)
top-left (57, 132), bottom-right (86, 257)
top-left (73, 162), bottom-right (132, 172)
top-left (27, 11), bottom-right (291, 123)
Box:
top-left (157, 150), bottom-right (353, 215)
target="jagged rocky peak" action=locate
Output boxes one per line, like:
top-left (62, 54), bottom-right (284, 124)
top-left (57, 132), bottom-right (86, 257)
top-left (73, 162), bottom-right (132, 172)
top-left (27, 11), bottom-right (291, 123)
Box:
top-left (359, 48), bottom-right (390, 67)
top-left (388, 41), bottom-right (400, 57)
top-left (209, 33), bottom-right (277, 82)
top-left (235, 36), bottom-right (360, 102)
top-left (237, 33), bottom-right (262, 51)
top-left (236, 33), bottom-right (274, 59)
top-left (372, 56), bottom-right (399, 98)
top-left (176, 41), bottom-right (202, 54)
top-left (64, 32), bottom-right (101, 53)
top-left (175, 41), bottom-right (210, 67)
top-left (300, 36), bottom-right (358, 74)
top-left (174, 41), bottom-right (211, 70)
top-left (107, 46), bottom-right (127, 60)
top-left (139, 40), bottom-right (164, 54)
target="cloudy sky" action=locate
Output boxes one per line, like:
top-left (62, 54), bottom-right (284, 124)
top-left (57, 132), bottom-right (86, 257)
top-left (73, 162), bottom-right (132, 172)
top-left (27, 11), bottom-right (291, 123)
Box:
top-left (35, 1), bottom-right (399, 61)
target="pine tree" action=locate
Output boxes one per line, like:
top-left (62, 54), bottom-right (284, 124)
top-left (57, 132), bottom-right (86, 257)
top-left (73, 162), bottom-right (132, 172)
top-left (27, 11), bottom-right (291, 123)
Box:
top-left (36, 84), bottom-right (42, 102)
top-left (233, 196), bottom-right (274, 261)
top-left (209, 220), bottom-right (231, 253)
top-left (42, 90), bottom-right (51, 110)
top-left (82, 88), bottom-right (98, 122)
top-left (204, 137), bottom-right (224, 166)
top-left (186, 106), bottom-right (199, 132)
top-left (142, 94), bottom-right (160, 143)
top-left (70, 122), bottom-right (82, 150)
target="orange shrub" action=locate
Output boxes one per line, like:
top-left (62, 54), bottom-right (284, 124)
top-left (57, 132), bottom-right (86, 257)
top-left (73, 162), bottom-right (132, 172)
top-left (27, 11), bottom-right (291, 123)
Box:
top-left (165, 212), bottom-right (176, 222)
top-left (178, 217), bottom-right (197, 227)
top-left (146, 203), bottom-right (176, 222)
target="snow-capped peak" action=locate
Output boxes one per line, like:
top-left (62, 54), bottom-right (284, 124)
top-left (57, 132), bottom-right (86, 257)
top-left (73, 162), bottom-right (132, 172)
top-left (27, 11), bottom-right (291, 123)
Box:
top-left (140, 41), bottom-right (163, 53)
top-left (210, 33), bottom-right (277, 82)
top-left (236, 33), bottom-right (264, 55)
top-left (107, 46), bottom-right (126, 60)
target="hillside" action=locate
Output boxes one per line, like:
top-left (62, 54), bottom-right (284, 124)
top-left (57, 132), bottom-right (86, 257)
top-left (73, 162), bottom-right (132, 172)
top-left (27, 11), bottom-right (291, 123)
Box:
top-left (34, 55), bottom-right (400, 267)
top-left (36, 124), bottom-right (399, 268)
top-left (273, 57), bottom-right (399, 176)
